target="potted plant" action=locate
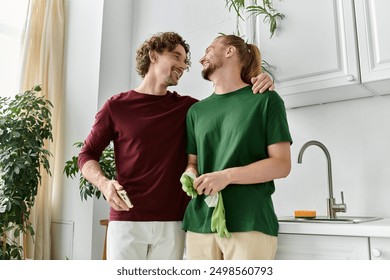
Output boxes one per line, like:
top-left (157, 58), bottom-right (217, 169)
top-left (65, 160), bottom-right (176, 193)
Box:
top-left (63, 142), bottom-right (116, 201)
top-left (0, 85), bottom-right (53, 260)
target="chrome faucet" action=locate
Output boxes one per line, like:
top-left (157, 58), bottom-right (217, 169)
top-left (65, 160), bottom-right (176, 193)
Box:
top-left (298, 140), bottom-right (347, 219)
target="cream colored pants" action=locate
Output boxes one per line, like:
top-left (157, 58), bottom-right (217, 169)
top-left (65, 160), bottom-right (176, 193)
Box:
top-left (185, 231), bottom-right (277, 260)
top-left (107, 221), bottom-right (185, 260)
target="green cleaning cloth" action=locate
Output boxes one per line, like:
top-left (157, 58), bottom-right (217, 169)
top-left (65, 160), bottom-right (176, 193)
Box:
top-left (180, 173), bottom-right (231, 238)
top-left (180, 172), bottom-right (197, 198)
top-left (210, 192), bottom-right (231, 238)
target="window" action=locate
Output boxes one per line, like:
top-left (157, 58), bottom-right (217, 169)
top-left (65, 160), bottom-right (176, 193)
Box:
top-left (0, 0), bottom-right (29, 97)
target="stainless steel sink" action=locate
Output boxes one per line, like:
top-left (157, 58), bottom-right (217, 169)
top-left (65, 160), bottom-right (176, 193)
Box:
top-left (278, 216), bottom-right (383, 224)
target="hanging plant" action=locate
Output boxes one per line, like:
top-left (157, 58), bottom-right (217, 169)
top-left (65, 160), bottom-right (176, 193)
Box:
top-left (224, 0), bottom-right (284, 78)
top-left (225, 0), bottom-right (285, 38)
top-left (0, 85), bottom-right (53, 260)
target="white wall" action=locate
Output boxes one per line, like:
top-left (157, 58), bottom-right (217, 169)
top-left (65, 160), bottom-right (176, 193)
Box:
top-left (60, 0), bottom-right (390, 259)
top-left (58, 0), bottom-right (105, 260)
top-left (98, 0), bottom-right (134, 106)
top-left (59, 0), bottom-right (133, 260)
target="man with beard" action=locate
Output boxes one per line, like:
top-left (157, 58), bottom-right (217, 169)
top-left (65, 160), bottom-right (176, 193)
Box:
top-left (182, 34), bottom-right (292, 260)
top-left (78, 32), bottom-right (274, 260)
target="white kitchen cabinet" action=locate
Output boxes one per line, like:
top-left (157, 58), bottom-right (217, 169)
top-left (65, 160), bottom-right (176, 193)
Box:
top-left (254, 0), bottom-right (390, 108)
top-left (354, 0), bottom-right (390, 95)
top-left (275, 233), bottom-right (370, 260)
top-left (277, 219), bottom-right (390, 260)
top-left (369, 237), bottom-right (390, 260)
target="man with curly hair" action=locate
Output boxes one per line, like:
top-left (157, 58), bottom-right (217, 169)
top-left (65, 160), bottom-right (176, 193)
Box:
top-left (78, 32), bottom-right (274, 260)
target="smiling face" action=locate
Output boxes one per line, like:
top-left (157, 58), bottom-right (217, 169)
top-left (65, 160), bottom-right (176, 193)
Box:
top-left (199, 37), bottom-right (226, 81)
top-left (135, 32), bottom-right (191, 84)
top-left (154, 44), bottom-right (188, 87)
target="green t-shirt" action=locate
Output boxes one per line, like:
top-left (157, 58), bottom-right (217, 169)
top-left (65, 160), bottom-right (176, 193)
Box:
top-left (182, 86), bottom-right (292, 236)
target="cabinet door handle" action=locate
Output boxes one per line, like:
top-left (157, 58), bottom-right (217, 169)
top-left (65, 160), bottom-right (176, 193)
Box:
top-left (346, 75), bottom-right (355, 82)
top-left (372, 248), bottom-right (382, 258)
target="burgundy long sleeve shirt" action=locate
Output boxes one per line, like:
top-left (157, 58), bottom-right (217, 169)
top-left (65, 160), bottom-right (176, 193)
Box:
top-left (78, 90), bottom-right (198, 221)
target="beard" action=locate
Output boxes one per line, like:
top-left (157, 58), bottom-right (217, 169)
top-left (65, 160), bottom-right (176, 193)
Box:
top-left (164, 71), bottom-right (180, 87)
top-left (164, 76), bottom-right (177, 87)
top-left (201, 67), bottom-right (213, 81)
top-left (201, 60), bottom-right (223, 81)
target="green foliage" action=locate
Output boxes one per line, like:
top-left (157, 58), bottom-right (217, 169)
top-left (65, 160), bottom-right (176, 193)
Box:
top-left (0, 85), bottom-right (53, 260)
top-left (63, 142), bottom-right (116, 201)
top-left (223, 1), bottom-right (283, 76)
top-left (0, 241), bottom-right (23, 260)
top-left (225, 0), bottom-right (245, 20)
top-left (247, 1), bottom-right (285, 38)
top-left (225, 0), bottom-right (285, 38)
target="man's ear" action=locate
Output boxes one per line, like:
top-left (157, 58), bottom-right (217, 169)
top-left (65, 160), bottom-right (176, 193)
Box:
top-left (226, 46), bottom-right (236, 57)
top-left (149, 50), bottom-right (158, 63)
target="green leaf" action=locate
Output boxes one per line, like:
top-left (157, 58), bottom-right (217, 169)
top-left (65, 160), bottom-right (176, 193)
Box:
top-left (0, 85), bottom-right (52, 259)
top-left (13, 228), bottom-right (20, 238)
top-left (224, 0), bottom-right (284, 40)
top-left (64, 141), bottom-right (115, 201)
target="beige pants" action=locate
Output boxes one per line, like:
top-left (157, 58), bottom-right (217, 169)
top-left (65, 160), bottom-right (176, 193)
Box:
top-left (107, 221), bottom-right (185, 260)
top-left (185, 231), bottom-right (277, 260)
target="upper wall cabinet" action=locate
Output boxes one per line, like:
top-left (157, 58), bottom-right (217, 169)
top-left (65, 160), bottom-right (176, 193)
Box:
top-left (354, 0), bottom-right (390, 95)
top-left (254, 0), bottom-right (390, 109)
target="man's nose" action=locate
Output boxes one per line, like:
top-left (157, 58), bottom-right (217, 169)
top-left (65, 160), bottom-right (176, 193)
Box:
top-left (199, 55), bottom-right (206, 65)
top-left (178, 64), bottom-right (187, 72)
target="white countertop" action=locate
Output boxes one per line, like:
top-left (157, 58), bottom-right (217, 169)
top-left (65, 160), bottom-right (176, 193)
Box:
top-left (278, 217), bottom-right (390, 238)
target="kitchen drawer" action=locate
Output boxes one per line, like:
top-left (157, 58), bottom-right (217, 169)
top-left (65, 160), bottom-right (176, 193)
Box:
top-left (276, 233), bottom-right (370, 260)
top-left (370, 237), bottom-right (390, 260)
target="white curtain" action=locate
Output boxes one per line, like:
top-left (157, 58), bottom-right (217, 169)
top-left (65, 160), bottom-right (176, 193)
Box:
top-left (19, 0), bottom-right (65, 259)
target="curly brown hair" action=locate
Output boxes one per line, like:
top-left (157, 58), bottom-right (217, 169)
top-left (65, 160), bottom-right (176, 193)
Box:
top-left (136, 32), bottom-right (191, 78)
